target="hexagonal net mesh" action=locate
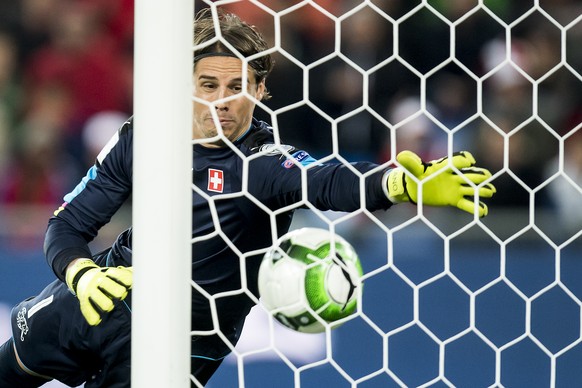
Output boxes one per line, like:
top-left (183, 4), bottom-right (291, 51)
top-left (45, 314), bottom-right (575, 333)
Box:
top-left (191, 1), bottom-right (582, 387)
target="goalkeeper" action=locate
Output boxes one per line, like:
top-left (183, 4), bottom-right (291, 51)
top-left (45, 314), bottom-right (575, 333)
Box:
top-left (0, 7), bottom-right (496, 388)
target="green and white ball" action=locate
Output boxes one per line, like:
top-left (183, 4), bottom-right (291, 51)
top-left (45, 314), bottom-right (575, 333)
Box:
top-left (258, 227), bottom-right (363, 333)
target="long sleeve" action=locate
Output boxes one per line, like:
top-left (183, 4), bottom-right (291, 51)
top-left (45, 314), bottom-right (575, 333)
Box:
top-left (44, 118), bottom-right (133, 280)
top-left (248, 151), bottom-right (392, 213)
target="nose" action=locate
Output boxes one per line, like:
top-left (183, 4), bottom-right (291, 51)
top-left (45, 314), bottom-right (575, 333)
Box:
top-left (215, 101), bottom-right (228, 112)
top-left (215, 87), bottom-right (229, 111)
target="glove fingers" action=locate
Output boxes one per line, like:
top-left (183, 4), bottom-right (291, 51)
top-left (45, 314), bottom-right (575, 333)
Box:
top-left (448, 151), bottom-right (476, 170)
top-left (459, 167), bottom-right (492, 181)
top-left (92, 287), bottom-right (118, 311)
top-left (457, 166), bottom-right (496, 201)
top-left (72, 264), bottom-right (133, 327)
top-left (107, 267), bottom-right (134, 289)
top-left (100, 276), bottom-right (130, 300)
top-left (456, 198), bottom-right (488, 217)
top-left (424, 151), bottom-right (477, 176)
top-left (477, 201), bottom-right (488, 217)
top-left (453, 151), bottom-right (477, 168)
top-left (396, 150), bottom-right (425, 178)
top-left (458, 182), bottom-right (496, 196)
top-left (82, 286), bottom-right (121, 326)
top-left (80, 303), bottom-right (102, 326)
top-left (478, 183), bottom-right (496, 198)
top-left (396, 150), bottom-right (495, 218)
top-left (82, 283), bottom-right (127, 326)
top-left (81, 289), bottom-right (114, 326)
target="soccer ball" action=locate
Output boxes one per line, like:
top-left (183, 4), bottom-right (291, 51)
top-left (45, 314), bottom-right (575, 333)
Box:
top-left (258, 227), bottom-right (363, 333)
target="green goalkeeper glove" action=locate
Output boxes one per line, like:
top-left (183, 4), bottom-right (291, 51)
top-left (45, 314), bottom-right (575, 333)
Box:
top-left (65, 258), bottom-right (133, 326)
top-left (386, 150), bottom-right (496, 217)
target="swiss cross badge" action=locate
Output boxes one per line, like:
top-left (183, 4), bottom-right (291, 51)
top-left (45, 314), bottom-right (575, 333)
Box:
top-left (207, 168), bottom-right (224, 193)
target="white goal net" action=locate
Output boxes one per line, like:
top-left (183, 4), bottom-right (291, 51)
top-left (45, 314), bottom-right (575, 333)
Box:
top-left (136, 0), bottom-right (582, 387)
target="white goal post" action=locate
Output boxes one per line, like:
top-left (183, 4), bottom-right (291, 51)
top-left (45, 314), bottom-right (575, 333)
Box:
top-left (132, 1), bottom-right (193, 387)
top-left (130, 0), bottom-right (582, 387)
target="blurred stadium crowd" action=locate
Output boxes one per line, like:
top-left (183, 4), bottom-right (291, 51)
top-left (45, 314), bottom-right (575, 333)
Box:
top-left (0, 0), bottom-right (580, 243)
top-left (0, 0), bottom-right (133, 206)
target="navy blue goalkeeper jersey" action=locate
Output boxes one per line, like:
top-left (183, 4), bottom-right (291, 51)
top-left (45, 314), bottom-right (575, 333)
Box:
top-left (44, 117), bottom-right (392, 298)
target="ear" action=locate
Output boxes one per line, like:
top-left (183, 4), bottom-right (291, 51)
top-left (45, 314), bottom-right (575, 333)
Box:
top-left (256, 81), bottom-right (266, 101)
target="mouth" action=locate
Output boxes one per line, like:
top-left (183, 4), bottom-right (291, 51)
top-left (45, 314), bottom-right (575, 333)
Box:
top-left (205, 116), bottom-right (233, 127)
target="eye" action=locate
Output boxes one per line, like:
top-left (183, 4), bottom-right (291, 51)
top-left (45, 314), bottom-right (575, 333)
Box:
top-left (231, 84), bottom-right (243, 93)
top-left (200, 82), bottom-right (216, 91)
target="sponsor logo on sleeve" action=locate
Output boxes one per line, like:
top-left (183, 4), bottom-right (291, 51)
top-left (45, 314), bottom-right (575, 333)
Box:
top-left (282, 151), bottom-right (312, 169)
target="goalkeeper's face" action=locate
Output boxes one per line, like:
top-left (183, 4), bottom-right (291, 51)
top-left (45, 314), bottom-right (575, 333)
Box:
top-left (192, 56), bottom-right (265, 147)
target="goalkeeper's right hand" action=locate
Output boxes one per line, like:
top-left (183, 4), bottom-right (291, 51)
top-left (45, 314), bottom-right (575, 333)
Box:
top-left (65, 258), bottom-right (133, 326)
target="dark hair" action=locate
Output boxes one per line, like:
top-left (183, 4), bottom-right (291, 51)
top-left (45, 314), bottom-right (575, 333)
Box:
top-left (194, 8), bottom-right (274, 99)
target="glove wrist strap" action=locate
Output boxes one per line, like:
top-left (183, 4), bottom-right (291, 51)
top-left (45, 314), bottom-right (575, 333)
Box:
top-left (65, 258), bottom-right (97, 294)
top-left (384, 168), bottom-right (410, 203)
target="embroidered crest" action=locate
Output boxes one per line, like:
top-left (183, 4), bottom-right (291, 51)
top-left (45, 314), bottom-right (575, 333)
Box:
top-left (16, 307), bottom-right (29, 341)
top-left (208, 169), bottom-right (224, 193)
top-left (256, 144), bottom-right (294, 156)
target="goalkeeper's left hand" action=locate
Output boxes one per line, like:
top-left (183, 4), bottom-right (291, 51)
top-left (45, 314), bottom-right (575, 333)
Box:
top-left (385, 150), bottom-right (496, 217)
top-left (65, 259), bottom-right (133, 326)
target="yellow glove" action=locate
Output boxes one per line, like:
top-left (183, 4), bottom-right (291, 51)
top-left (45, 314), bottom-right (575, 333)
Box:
top-left (65, 259), bottom-right (133, 326)
top-left (386, 150), bottom-right (496, 217)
